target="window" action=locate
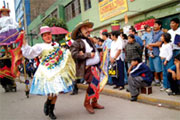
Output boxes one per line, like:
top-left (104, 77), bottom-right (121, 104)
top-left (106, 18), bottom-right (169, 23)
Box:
top-left (42, 15), bottom-right (50, 24)
top-left (72, 2), bottom-right (75, 17)
top-left (84, 0), bottom-right (91, 11)
top-left (65, 0), bottom-right (81, 21)
top-left (52, 9), bottom-right (58, 18)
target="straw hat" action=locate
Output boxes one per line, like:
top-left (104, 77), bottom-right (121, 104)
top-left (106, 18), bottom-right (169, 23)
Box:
top-left (71, 21), bottom-right (93, 40)
top-left (39, 26), bottom-right (51, 35)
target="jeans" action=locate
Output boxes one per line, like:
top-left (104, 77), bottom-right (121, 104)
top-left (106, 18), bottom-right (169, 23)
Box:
top-left (167, 72), bottom-right (180, 93)
top-left (161, 58), bottom-right (174, 89)
top-left (149, 56), bottom-right (162, 73)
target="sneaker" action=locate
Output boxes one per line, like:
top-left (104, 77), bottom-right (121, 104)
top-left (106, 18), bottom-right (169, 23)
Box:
top-left (160, 83), bottom-right (163, 88)
top-left (153, 81), bottom-right (160, 86)
top-left (160, 87), bottom-right (166, 91)
top-left (168, 92), bottom-right (180, 96)
top-left (165, 88), bottom-right (172, 93)
top-left (167, 92), bottom-right (176, 96)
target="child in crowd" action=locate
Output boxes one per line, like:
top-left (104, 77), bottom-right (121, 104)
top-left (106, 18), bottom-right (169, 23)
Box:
top-left (93, 36), bottom-right (100, 48)
top-left (128, 58), bottom-right (153, 101)
top-left (159, 33), bottom-right (174, 93)
top-left (120, 33), bottom-right (128, 84)
top-left (125, 34), bottom-right (142, 68)
top-left (142, 25), bottom-right (153, 59)
top-left (97, 38), bottom-right (104, 63)
top-left (98, 37), bottom-right (104, 47)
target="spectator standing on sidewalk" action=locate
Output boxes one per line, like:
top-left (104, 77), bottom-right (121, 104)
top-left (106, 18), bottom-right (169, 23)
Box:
top-left (120, 33), bottom-right (128, 84)
top-left (129, 27), bottom-right (143, 47)
top-left (168, 18), bottom-right (180, 57)
top-left (147, 20), bottom-right (163, 86)
top-left (110, 31), bottom-right (125, 90)
top-left (102, 32), bottom-right (113, 85)
top-left (125, 34), bottom-right (142, 68)
top-left (159, 33), bottom-right (174, 93)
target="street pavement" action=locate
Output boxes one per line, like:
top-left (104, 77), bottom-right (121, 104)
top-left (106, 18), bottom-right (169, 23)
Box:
top-left (0, 83), bottom-right (180, 120)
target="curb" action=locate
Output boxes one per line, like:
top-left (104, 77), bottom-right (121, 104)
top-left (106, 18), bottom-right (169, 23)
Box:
top-left (78, 84), bottom-right (180, 110)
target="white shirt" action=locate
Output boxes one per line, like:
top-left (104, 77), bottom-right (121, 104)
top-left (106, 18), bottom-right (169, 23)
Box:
top-left (110, 37), bottom-right (123, 61)
top-left (82, 39), bottom-right (100, 66)
top-left (159, 43), bottom-right (173, 61)
top-left (21, 42), bottom-right (59, 59)
top-left (168, 27), bottom-right (180, 50)
top-left (82, 39), bottom-right (93, 53)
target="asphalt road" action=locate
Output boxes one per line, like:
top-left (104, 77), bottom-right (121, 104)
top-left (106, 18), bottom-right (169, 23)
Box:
top-left (0, 83), bottom-right (180, 120)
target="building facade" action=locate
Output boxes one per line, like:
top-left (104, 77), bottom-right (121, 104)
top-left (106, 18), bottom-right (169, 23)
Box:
top-left (28, 0), bottom-right (180, 45)
top-left (14, 0), bottom-right (31, 29)
top-left (30, 0), bottom-right (57, 21)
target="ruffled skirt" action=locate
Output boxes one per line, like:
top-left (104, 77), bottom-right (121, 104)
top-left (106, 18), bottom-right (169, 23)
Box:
top-left (29, 49), bottom-right (75, 96)
top-left (0, 29), bottom-right (19, 46)
top-left (30, 75), bottom-right (73, 96)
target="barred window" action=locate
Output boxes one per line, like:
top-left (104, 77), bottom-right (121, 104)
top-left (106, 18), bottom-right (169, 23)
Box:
top-left (65, 0), bottom-right (81, 22)
top-left (52, 9), bottom-right (58, 18)
top-left (84, 0), bottom-right (91, 11)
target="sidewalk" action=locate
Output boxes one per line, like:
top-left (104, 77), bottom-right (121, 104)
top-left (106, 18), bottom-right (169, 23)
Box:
top-left (78, 84), bottom-right (180, 110)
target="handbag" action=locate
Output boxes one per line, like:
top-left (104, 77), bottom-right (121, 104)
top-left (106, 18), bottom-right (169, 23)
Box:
top-left (108, 61), bottom-right (118, 78)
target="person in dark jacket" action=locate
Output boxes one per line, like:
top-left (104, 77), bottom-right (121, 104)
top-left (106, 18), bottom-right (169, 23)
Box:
top-left (70, 21), bottom-right (104, 114)
top-left (128, 57), bottom-right (153, 101)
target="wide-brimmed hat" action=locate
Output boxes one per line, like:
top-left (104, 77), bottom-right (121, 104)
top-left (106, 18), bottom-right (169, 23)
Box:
top-left (39, 26), bottom-right (51, 35)
top-left (71, 21), bottom-right (94, 40)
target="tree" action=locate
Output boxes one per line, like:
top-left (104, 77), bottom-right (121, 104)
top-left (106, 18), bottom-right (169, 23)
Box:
top-left (42, 17), bottom-right (67, 29)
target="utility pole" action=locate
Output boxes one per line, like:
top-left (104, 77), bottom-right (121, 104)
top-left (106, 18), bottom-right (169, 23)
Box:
top-left (22, 0), bottom-right (29, 44)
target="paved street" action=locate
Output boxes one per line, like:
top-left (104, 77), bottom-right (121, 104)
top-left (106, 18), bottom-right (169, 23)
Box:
top-left (0, 83), bottom-right (180, 120)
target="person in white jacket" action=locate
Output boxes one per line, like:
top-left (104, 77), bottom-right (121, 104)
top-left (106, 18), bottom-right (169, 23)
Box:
top-left (21, 26), bottom-right (75, 119)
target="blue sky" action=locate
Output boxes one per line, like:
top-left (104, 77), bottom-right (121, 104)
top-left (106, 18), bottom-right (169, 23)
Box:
top-left (0, 0), bottom-right (15, 21)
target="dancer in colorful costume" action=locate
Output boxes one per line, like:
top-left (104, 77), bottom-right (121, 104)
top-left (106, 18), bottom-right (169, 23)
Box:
top-left (70, 21), bottom-right (104, 114)
top-left (21, 26), bottom-right (76, 119)
top-left (0, 6), bottom-right (19, 56)
top-left (0, 6), bottom-right (21, 92)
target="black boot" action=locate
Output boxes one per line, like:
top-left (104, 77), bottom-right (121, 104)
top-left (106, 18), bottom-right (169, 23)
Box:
top-left (70, 81), bottom-right (78, 95)
top-left (44, 99), bottom-right (51, 116)
top-left (49, 104), bottom-right (57, 120)
top-left (4, 85), bottom-right (10, 92)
